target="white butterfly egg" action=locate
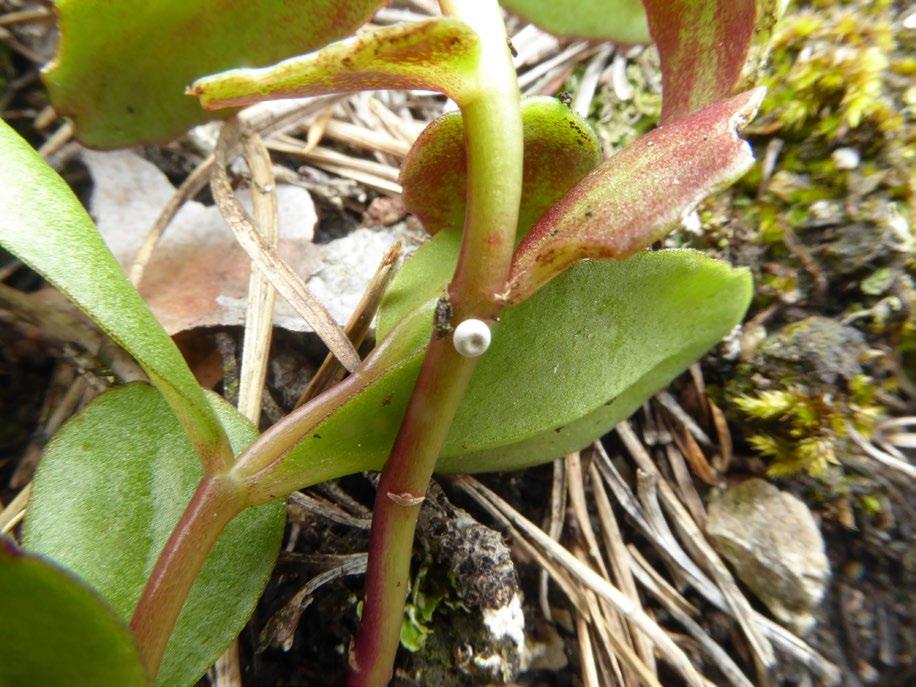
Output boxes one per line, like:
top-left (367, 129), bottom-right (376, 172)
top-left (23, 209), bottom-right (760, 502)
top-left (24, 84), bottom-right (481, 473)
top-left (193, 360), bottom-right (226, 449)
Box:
top-left (452, 318), bottom-right (491, 358)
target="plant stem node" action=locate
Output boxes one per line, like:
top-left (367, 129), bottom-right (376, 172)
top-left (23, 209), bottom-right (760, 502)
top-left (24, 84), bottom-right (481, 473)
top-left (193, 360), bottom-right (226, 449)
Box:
top-left (386, 491), bottom-right (426, 507)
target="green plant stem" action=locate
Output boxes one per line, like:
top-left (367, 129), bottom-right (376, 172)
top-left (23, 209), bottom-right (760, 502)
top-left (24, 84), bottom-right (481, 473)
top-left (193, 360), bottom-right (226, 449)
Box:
top-left (348, 1), bottom-right (523, 684)
top-left (230, 304), bottom-right (429, 499)
top-left (129, 475), bottom-right (247, 680)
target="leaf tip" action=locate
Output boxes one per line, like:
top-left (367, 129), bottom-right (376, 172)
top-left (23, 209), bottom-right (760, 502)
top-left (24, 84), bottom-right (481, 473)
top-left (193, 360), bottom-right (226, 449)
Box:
top-left (187, 77), bottom-right (221, 111)
top-left (731, 86), bottom-right (767, 134)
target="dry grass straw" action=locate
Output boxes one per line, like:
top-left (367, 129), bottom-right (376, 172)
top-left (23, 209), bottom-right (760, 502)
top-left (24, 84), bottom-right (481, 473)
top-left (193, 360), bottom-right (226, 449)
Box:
top-left (451, 389), bottom-right (843, 686)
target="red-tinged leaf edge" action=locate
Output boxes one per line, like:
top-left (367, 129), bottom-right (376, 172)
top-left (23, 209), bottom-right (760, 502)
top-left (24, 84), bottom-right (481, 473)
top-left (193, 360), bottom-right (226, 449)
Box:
top-left (506, 87), bottom-right (765, 304)
top-left (401, 110), bottom-right (466, 235)
top-left (643, 0), bottom-right (757, 124)
top-left (191, 19), bottom-right (481, 111)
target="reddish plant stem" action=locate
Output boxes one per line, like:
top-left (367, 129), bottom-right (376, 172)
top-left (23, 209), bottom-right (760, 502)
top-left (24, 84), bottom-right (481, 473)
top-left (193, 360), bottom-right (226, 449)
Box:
top-left (348, 1), bottom-right (523, 684)
top-left (349, 340), bottom-right (476, 686)
top-left (130, 2), bottom-right (520, 681)
top-left (127, 299), bottom-right (429, 680)
top-left (130, 475), bottom-right (247, 680)
top-left (231, 303), bottom-right (431, 501)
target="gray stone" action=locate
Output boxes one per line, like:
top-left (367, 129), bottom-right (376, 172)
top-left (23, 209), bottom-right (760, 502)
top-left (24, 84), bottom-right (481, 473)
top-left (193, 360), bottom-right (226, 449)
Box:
top-left (706, 478), bottom-right (830, 633)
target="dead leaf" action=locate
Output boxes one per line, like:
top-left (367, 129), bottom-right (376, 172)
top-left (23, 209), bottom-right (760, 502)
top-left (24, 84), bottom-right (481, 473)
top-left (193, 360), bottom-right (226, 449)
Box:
top-left (84, 149), bottom-right (408, 335)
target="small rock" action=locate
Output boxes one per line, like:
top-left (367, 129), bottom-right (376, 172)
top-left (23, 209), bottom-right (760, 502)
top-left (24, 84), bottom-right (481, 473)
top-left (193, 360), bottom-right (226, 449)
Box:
top-left (831, 147), bottom-right (861, 170)
top-left (806, 199), bottom-right (845, 227)
top-left (681, 209), bottom-right (702, 234)
top-left (903, 9), bottom-right (916, 30)
top-left (767, 170), bottom-right (811, 203)
top-left (706, 478), bottom-right (830, 633)
top-left (365, 195), bottom-right (407, 226)
top-left (816, 221), bottom-right (893, 276)
top-left (305, 225), bottom-right (413, 328)
top-left (749, 316), bottom-right (867, 389)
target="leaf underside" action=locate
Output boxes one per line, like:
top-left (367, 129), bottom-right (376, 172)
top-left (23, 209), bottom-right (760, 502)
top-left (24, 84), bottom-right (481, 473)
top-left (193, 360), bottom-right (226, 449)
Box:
top-left (260, 247), bottom-right (751, 494)
top-left (192, 19), bottom-right (481, 110)
top-left (401, 96), bottom-right (602, 237)
top-left (0, 538), bottom-right (147, 687)
top-left (507, 87), bottom-right (765, 303)
top-left (23, 384), bottom-right (285, 687)
top-left (0, 118), bottom-right (231, 471)
top-left (500, 0), bottom-right (649, 44)
top-left (45, 0), bottom-right (385, 147)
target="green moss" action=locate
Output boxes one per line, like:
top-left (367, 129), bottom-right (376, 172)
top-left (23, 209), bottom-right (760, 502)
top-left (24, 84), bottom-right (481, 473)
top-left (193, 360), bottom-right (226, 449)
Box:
top-left (727, 318), bottom-right (887, 480)
top-left (735, 375), bottom-right (883, 479)
top-left (568, 0), bottom-right (913, 489)
top-left (399, 555), bottom-right (451, 653)
top-left (686, 0), bottom-right (913, 314)
top-left (581, 48), bottom-right (661, 151)
top-left (859, 493), bottom-right (882, 515)
top-left (757, 3), bottom-right (899, 138)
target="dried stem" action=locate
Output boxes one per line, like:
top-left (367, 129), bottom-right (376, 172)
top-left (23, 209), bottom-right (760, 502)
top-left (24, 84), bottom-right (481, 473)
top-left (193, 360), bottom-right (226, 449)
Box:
top-left (213, 126), bottom-right (281, 686)
top-left (237, 129), bottom-right (279, 425)
top-left (212, 119), bottom-right (360, 372)
top-left (295, 242), bottom-right (402, 407)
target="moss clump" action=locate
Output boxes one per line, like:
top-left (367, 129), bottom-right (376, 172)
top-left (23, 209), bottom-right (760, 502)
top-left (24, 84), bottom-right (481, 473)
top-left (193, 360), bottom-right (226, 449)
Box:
top-left (693, 0), bottom-right (914, 416)
top-left (727, 317), bottom-right (883, 480)
top-left (574, 47), bottom-right (662, 152)
top-left (691, 1), bottom-right (913, 284)
top-left (756, 1), bottom-right (901, 138)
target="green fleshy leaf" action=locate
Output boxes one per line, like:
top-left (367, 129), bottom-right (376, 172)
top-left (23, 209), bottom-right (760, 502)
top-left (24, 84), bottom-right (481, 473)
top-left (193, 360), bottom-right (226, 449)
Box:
top-left (500, 0), bottom-right (649, 44)
top-left (192, 19), bottom-right (481, 110)
top-left (507, 88), bottom-right (765, 303)
top-left (439, 251), bottom-right (751, 472)
top-left (45, 0), bottom-right (385, 147)
top-left (643, 0), bottom-right (763, 123)
top-left (401, 96), bottom-right (602, 236)
top-left (400, 112), bottom-right (466, 236)
top-left (23, 383), bottom-right (285, 687)
top-left (0, 118), bottom-right (231, 470)
top-left (254, 249), bottom-right (751, 496)
top-left (0, 538), bottom-right (147, 687)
